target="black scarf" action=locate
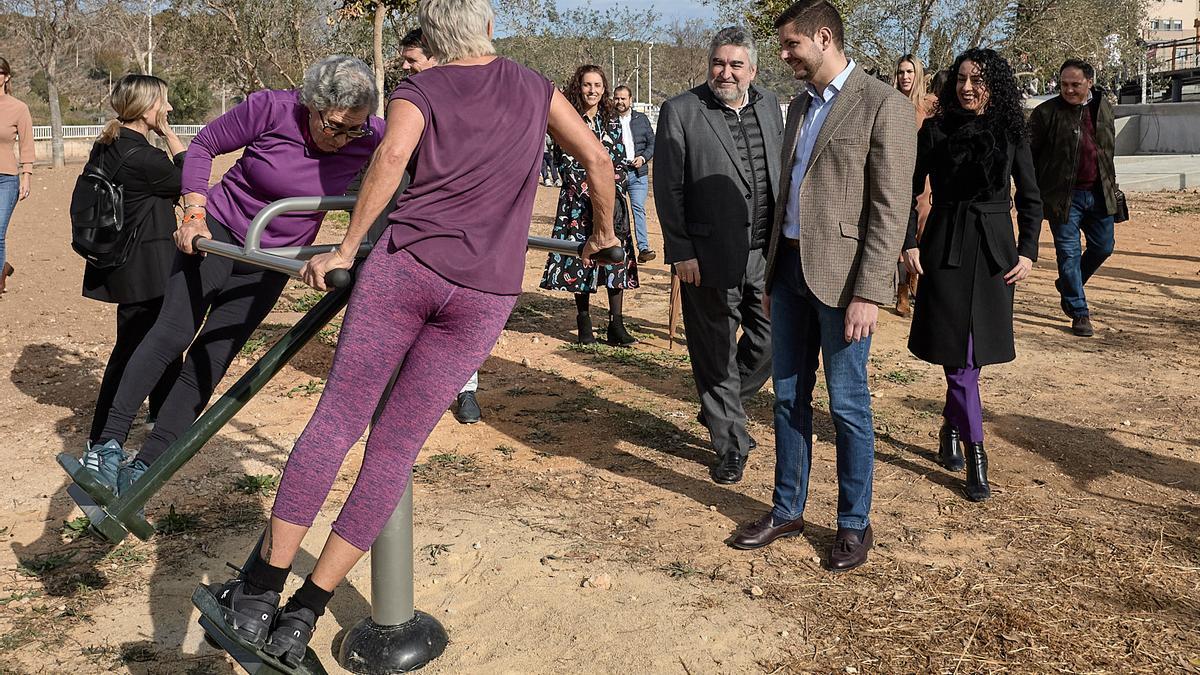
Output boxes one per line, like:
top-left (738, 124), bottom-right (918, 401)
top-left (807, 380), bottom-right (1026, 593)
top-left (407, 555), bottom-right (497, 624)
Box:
top-left (939, 109), bottom-right (1009, 200)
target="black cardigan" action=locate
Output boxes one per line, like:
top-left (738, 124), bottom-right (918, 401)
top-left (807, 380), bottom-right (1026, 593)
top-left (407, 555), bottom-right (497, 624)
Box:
top-left (81, 128), bottom-right (185, 304)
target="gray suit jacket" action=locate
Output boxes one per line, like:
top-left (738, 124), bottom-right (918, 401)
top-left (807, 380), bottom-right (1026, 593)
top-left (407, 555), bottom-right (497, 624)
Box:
top-left (654, 84), bottom-right (784, 289)
top-left (764, 66), bottom-right (918, 307)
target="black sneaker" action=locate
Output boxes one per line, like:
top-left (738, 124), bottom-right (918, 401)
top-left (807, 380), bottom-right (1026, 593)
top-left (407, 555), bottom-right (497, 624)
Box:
top-left (201, 577), bottom-right (280, 649)
top-left (264, 603), bottom-right (318, 668)
top-left (454, 391), bottom-right (482, 424)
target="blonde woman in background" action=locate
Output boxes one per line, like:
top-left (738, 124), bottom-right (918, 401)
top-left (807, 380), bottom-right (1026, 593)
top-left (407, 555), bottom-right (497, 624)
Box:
top-left (80, 75), bottom-right (186, 481)
top-left (894, 54), bottom-right (932, 316)
top-left (0, 57), bottom-right (34, 294)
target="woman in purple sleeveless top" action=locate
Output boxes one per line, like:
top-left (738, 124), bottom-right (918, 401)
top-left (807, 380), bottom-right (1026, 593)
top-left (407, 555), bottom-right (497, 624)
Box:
top-left (197, 0), bottom-right (620, 662)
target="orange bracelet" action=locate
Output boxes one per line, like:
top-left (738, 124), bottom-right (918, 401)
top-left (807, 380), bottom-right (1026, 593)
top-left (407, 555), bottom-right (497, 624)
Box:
top-left (181, 210), bottom-right (206, 224)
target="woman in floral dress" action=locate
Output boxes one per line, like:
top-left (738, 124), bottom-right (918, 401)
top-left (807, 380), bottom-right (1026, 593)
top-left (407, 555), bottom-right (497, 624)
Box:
top-left (540, 64), bottom-right (639, 346)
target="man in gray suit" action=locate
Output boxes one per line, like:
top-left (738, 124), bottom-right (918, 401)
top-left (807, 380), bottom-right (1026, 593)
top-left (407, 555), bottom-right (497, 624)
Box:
top-left (654, 26), bottom-right (783, 485)
top-left (730, 0), bottom-right (916, 571)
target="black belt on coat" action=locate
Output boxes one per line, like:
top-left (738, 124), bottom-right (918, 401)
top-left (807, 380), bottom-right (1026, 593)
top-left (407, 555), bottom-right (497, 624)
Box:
top-left (932, 199), bottom-right (1012, 270)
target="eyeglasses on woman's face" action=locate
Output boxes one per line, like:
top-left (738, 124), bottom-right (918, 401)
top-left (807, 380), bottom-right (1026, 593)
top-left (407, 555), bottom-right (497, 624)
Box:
top-left (316, 108), bottom-right (372, 139)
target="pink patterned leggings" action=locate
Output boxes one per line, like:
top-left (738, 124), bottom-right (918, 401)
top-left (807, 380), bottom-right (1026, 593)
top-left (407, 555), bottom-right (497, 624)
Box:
top-left (271, 241), bottom-right (516, 550)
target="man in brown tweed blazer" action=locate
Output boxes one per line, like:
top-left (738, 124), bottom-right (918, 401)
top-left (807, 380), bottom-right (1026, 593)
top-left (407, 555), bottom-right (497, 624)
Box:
top-left (730, 0), bottom-right (917, 572)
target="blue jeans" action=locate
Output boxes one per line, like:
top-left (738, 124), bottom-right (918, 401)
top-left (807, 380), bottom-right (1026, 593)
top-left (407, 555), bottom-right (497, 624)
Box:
top-left (1050, 189), bottom-right (1114, 318)
top-left (0, 174), bottom-right (19, 272)
top-left (626, 170), bottom-right (650, 252)
top-left (770, 249), bottom-right (875, 530)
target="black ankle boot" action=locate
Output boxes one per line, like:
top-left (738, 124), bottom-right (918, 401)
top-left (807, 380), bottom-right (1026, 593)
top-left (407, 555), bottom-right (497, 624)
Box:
top-left (576, 312), bottom-right (596, 345)
top-left (938, 421), bottom-right (965, 472)
top-left (964, 442), bottom-right (991, 501)
top-left (606, 314), bottom-right (637, 346)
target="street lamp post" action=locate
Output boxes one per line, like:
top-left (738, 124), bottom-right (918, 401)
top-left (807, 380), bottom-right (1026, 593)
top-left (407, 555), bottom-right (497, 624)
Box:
top-left (649, 42), bottom-right (654, 106)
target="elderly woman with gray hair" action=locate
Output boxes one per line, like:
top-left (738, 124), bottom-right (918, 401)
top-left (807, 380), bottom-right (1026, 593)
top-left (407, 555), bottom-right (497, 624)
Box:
top-left (196, 0), bottom-right (619, 666)
top-left (79, 55), bottom-right (384, 499)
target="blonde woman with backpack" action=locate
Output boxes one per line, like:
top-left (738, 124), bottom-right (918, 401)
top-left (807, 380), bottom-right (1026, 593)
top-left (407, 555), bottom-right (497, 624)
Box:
top-left (79, 74), bottom-right (186, 483)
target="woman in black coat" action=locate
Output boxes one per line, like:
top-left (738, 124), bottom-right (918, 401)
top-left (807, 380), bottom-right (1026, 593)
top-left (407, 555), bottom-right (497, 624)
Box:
top-left (81, 75), bottom-right (186, 480)
top-left (901, 48), bottom-right (1043, 502)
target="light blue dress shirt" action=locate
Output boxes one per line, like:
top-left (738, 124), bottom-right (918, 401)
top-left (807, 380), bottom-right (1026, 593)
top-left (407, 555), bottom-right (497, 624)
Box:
top-left (783, 60), bottom-right (856, 241)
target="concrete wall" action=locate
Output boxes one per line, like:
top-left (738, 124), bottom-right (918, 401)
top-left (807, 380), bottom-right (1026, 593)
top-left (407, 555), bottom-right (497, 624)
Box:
top-left (32, 134), bottom-right (197, 165)
top-left (1113, 102), bottom-right (1200, 155)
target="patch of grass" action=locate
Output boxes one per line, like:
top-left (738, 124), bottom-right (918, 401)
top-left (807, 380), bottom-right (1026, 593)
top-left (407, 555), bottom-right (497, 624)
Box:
top-left (495, 444), bottom-right (517, 457)
top-left (287, 379), bottom-right (325, 398)
top-left (563, 342), bottom-right (690, 373)
top-left (318, 323), bottom-right (342, 347)
top-left (1166, 203), bottom-right (1200, 214)
top-left (290, 291), bottom-right (324, 313)
top-left (0, 625), bottom-right (36, 651)
top-left (0, 590), bottom-right (44, 606)
top-left (105, 543), bottom-right (148, 566)
top-left (120, 642), bottom-right (157, 663)
top-left (662, 561), bottom-right (702, 579)
top-left (18, 552), bottom-right (75, 577)
top-left (233, 474), bottom-right (280, 496)
top-left (415, 453), bottom-right (478, 477)
top-left (882, 368), bottom-right (921, 385)
top-left (239, 334), bottom-right (269, 356)
top-left (523, 428), bottom-right (561, 445)
top-left (322, 211), bottom-right (351, 229)
top-left (62, 516), bottom-right (91, 541)
top-left (155, 504), bottom-right (200, 535)
top-left (421, 543), bottom-right (451, 565)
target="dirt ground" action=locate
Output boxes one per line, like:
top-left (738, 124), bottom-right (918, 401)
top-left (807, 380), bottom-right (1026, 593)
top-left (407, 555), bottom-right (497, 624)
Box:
top-left (0, 158), bottom-right (1198, 675)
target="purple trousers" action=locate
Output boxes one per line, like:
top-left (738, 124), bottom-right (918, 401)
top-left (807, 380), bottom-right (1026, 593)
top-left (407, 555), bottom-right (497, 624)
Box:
top-left (271, 241), bottom-right (516, 550)
top-left (943, 333), bottom-right (984, 443)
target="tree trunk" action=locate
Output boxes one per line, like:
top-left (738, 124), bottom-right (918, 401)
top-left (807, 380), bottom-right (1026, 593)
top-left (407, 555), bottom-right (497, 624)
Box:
top-left (47, 64), bottom-right (65, 169)
top-left (374, 2), bottom-right (386, 116)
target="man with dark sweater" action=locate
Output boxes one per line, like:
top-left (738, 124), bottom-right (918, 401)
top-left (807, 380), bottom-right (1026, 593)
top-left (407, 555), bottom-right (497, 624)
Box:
top-left (655, 26), bottom-right (783, 484)
top-left (1030, 59), bottom-right (1118, 337)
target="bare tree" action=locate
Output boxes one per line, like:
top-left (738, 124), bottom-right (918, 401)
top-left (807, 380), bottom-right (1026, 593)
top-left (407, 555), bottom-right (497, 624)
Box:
top-left (0, 0), bottom-right (91, 167)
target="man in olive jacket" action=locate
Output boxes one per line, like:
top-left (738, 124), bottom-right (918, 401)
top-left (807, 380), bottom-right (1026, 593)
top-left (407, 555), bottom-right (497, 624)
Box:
top-left (1029, 59), bottom-right (1118, 338)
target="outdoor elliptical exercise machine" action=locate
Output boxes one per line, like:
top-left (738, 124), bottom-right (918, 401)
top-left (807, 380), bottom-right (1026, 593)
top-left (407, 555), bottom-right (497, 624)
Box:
top-left (55, 196), bottom-right (624, 674)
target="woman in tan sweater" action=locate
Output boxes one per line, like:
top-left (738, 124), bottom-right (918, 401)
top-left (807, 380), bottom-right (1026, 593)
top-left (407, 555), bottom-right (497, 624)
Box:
top-left (0, 57), bottom-right (34, 294)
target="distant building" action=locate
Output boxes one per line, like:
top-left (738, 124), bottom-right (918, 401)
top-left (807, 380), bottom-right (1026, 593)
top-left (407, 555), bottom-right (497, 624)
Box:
top-left (1144, 0), bottom-right (1200, 70)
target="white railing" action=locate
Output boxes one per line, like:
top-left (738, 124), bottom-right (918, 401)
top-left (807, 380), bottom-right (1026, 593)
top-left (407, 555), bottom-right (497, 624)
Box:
top-left (30, 124), bottom-right (206, 140)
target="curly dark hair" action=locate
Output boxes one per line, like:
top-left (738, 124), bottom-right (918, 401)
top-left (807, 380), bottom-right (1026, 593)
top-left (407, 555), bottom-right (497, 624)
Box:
top-left (934, 48), bottom-right (1026, 140)
top-left (564, 65), bottom-right (614, 123)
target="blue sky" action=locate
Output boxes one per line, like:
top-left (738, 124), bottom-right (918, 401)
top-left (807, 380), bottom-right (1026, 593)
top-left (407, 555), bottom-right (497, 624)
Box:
top-left (556, 0), bottom-right (719, 23)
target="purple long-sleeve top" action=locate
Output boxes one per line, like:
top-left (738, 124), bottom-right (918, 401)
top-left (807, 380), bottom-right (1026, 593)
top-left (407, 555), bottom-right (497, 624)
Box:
top-left (181, 89), bottom-right (385, 248)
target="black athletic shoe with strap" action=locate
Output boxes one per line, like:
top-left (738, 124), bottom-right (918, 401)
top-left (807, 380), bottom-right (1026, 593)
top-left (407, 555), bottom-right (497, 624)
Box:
top-left (264, 602), bottom-right (318, 667)
top-left (201, 567), bottom-right (281, 649)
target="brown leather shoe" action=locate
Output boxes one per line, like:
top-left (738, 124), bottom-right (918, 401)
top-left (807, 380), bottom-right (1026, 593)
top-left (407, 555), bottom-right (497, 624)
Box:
top-left (828, 525), bottom-right (873, 572)
top-left (637, 249), bottom-right (657, 263)
top-left (1071, 315), bottom-right (1094, 337)
top-left (730, 513), bottom-right (804, 550)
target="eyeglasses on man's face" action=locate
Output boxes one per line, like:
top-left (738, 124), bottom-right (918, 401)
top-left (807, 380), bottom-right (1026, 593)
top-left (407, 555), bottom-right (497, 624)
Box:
top-left (316, 109), bottom-right (372, 139)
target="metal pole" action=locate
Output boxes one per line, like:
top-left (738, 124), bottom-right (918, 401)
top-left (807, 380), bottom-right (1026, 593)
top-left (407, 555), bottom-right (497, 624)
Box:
top-left (649, 43), bottom-right (654, 105)
top-left (1142, 50), bottom-right (1149, 104)
top-left (611, 46), bottom-right (616, 82)
top-left (636, 51), bottom-right (640, 104)
top-left (369, 485), bottom-right (416, 626)
top-left (146, 0), bottom-right (153, 75)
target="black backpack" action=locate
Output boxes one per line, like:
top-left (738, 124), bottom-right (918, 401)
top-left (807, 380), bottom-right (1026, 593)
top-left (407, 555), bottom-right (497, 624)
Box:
top-left (70, 144), bottom-right (141, 269)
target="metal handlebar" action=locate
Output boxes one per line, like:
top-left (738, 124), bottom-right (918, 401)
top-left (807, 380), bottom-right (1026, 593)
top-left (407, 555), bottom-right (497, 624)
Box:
top-left (192, 236), bottom-right (353, 288)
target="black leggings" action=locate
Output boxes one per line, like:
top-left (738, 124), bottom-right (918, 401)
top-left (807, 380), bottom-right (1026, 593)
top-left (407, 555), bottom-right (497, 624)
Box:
top-left (89, 298), bottom-right (183, 443)
top-left (97, 220), bottom-right (289, 466)
top-left (574, 288), bottom-right (624, 316)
